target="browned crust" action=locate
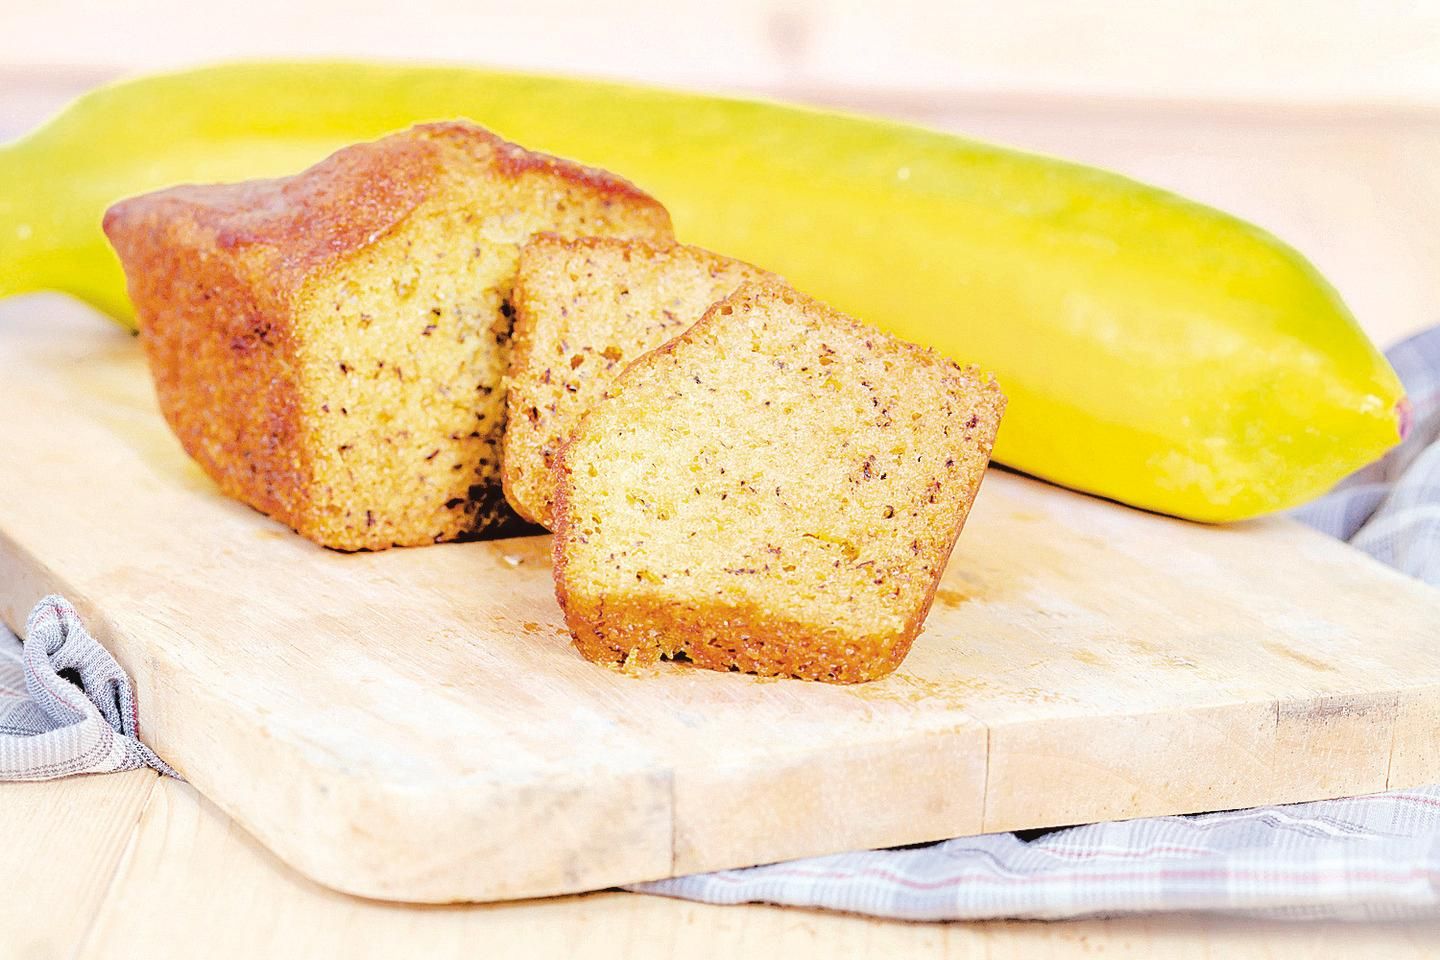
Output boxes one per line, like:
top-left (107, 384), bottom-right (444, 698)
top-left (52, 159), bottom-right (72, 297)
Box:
top-left (104, 123), bottom-right (667, 321)
top-left (502, 234), bottom-right (771, 527)
top-left (557, 589), bottom-right (915, 684)
top-left (104, 191), bottom-right (314, 529)
top-left (551, 279), bottom-right (1006, 683)
top-left (102, 121), bottom-right (671, 550)
top-left (456, 123), bottom-right (668, 210)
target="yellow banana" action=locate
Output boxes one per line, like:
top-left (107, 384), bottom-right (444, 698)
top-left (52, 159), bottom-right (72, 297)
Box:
top-left (0, 61), bottom-right (1404, 522)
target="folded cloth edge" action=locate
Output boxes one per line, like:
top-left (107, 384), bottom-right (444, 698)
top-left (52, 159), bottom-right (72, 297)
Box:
top-left (1, 595), bottom-right (176, 780)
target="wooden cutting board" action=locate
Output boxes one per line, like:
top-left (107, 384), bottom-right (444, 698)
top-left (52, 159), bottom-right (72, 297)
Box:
top-left (4, 296), bottom-right (1440, 904)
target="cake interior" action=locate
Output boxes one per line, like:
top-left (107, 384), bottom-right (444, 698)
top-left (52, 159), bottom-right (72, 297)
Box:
top-left (294, 166), bottom-right (670, 549)
top-left (506, 237), bottom-right (771, 526)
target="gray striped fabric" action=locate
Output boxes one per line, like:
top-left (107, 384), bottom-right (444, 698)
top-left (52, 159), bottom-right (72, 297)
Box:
top-left (3, 327), bottom-right (1439, 918)
top-left (0, 596), bottom-right (173, 779)
top-left (634, 790), bottom-right (1440, 920)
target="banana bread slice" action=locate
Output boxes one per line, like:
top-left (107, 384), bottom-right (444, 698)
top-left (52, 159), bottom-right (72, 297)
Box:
top-left (504, 236), bottom-right (774, 527)
top-left (104, 122), bottom-right (673, 551)
top-left (552, 281), bottom-right (1005, 683)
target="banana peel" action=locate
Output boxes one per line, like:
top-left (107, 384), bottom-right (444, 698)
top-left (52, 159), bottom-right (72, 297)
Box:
top-left (0, 61), bottom-right (1405, 522)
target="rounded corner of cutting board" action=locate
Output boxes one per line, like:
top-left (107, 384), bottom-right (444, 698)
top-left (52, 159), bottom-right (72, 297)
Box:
top-left (219, 761), bottom-right (679, 904)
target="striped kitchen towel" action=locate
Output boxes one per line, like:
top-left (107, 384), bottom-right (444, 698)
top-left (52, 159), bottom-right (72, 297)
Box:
top-left (4, 326), bottom-right (1439, 919)
top-left (0, 596), bottom-right (173, 779)
top-left (633, 792), bottom-right (1440, 920)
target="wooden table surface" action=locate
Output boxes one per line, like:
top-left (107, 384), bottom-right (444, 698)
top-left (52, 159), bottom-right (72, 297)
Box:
top-left (10, 771), bottom-right (1440, 958)
top-left (5, 8), bottom-right (1440, 952)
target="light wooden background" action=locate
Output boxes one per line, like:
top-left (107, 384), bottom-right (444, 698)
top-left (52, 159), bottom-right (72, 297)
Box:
top-left (4, 1), bottom-right (1440, 956)
top-left (3, 0), bottom-right (1438, 349)
top-left (4, 0), bottom-right (1439, 104)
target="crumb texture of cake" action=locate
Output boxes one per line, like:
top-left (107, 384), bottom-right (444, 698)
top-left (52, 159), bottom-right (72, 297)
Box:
top-left (103, 122), bottom-right (673, 550)
top-left (504, 236), bottom-right (774, 527)
top-left (552, 280), bottom-right (1006, 683)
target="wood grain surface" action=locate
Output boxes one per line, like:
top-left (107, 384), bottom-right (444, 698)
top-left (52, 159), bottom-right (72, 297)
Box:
top-left (3, 296), bottom-right (1440, 903)
top-left (11, 769), bottom-right (1440, 959)
top-left (0, 769), bottom-right (157, 959)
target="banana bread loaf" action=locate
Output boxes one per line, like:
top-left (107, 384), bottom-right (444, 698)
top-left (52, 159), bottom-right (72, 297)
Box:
top-left (104, 122), bottom-right (673, 550)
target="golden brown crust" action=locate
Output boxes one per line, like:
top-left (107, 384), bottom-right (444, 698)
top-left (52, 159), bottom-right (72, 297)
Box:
top-left (104, 123), bottom-right (664, 305)
top-left (105, 191), bottom-right (315, 528)
top-left (104, 122), bottom-right (672, 550)
top-left (559, 592), bottom-right (912, 684)
top-left (552, 279), bottom-right (1006, 682)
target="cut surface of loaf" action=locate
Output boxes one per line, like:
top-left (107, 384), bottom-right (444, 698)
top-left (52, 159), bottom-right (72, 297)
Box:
top-left (553, 281), bottom-right (1006, 683)
top-left (103, 121), bottom-right (673, 551)
top-left (504, 236), bottom-right (774, 527)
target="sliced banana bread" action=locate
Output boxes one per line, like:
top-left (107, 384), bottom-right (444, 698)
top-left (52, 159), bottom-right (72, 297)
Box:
top-left (552, 281), bottom-right (1005, 683)
top-left (104, 122), bottom-right (673, 551)
top-left (503, 236), bottom-right (774, 527)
